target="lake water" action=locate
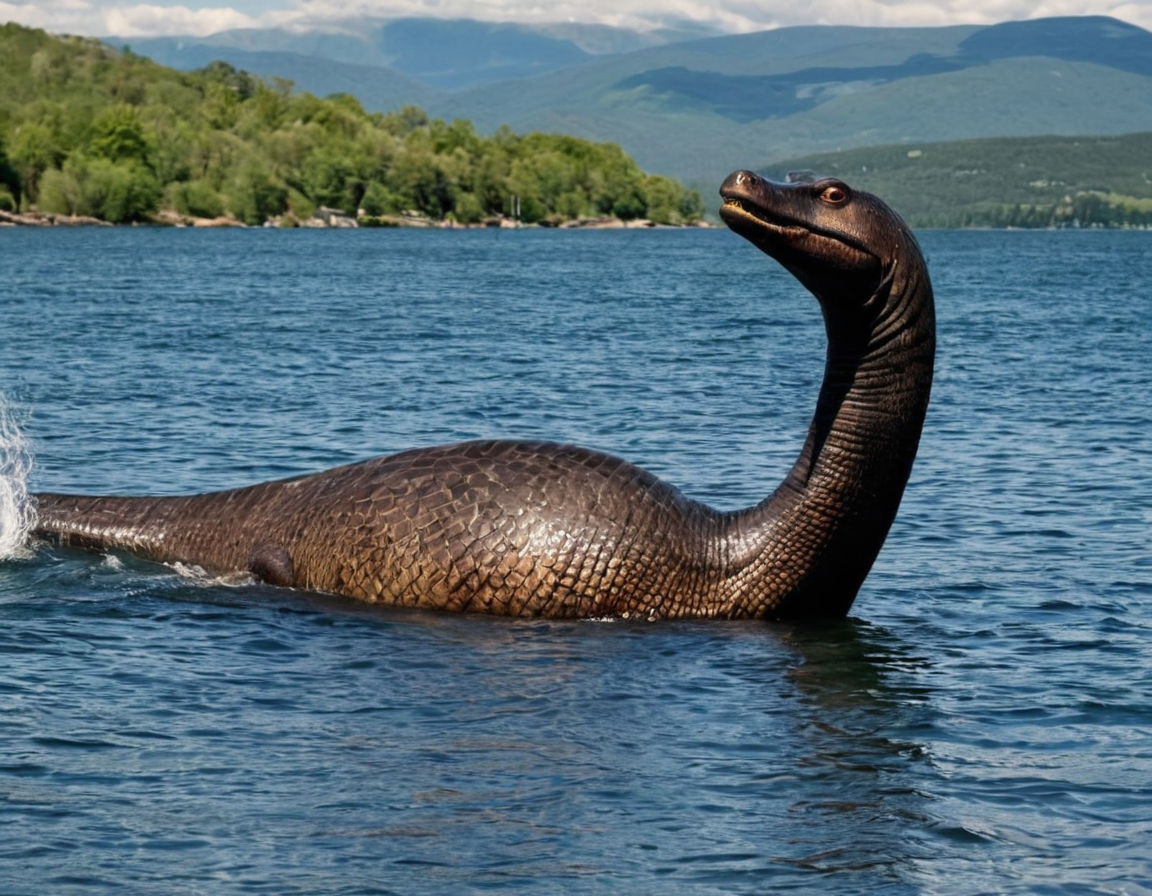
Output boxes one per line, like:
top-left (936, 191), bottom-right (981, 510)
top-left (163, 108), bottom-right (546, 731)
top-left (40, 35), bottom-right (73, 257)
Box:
top-left (1, 226), bottom-right (1150, 894)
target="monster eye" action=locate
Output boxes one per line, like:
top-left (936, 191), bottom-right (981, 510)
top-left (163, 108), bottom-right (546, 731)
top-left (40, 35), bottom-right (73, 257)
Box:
top-left (820, 184), bottom-right (849, 205)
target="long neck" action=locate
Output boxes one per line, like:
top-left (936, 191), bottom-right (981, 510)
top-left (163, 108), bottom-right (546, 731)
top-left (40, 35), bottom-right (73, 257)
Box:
top-left (724, 246), bottom-right (935, 618)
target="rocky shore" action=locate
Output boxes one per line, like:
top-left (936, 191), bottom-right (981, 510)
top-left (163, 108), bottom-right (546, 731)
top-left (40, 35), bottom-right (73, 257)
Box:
top-left (1, 206), bottom-right (712, 230)
top-left (0, 209), bottom-right (112, 227)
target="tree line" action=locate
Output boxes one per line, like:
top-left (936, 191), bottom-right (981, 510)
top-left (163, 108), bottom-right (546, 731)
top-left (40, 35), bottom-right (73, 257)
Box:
top-left (914, 193), bottom-right (1152, 229)
top-left (0, 24), bottom-right (704, 225)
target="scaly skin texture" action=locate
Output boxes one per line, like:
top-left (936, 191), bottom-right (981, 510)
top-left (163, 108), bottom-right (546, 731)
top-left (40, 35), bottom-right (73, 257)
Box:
top-left (34, 171), bottom-right (935, 620)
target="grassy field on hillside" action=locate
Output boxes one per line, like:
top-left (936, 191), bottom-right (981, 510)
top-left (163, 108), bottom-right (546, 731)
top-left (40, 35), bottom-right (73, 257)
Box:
top-left (761, 133), bottom-right (1152, 228)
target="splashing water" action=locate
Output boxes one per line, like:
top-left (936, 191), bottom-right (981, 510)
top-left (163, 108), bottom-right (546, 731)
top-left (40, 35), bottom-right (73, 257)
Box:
top-left (0, 399), bottom-right (36, 559)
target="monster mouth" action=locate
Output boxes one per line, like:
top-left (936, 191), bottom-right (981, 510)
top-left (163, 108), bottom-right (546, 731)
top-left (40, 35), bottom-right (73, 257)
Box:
top-left (720, 196), bottom-right (808, 240)
top-left (720, 194), bottom-right (879, 264)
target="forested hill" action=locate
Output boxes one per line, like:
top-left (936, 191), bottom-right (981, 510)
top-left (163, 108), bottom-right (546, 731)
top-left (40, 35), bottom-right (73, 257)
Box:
top-left (763, 133), bottom-right (1152, 229)
top-left (0, 24), bottom-right (703, 225)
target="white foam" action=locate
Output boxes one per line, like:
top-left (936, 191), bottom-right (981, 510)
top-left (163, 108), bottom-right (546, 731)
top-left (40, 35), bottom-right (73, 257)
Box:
top-left (0, 399), bottom-right (35, 560)
top-left (171, 561), bottom-right (255, 588)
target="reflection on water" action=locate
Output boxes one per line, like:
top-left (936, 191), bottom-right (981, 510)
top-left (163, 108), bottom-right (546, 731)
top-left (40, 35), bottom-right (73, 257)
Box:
top-left (779, 621), bottom-right (935, 887)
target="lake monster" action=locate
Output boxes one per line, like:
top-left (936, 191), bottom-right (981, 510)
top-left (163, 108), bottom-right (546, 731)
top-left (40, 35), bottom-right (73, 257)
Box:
top-left (33, 171), bottom-right (935, 619)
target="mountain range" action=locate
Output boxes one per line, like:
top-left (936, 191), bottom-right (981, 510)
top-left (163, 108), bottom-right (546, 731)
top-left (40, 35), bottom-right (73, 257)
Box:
top-left (115, 15), bottom-right (1152, 188)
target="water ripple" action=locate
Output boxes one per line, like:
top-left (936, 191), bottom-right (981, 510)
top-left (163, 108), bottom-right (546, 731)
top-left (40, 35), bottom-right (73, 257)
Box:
top-left (0, 228), bottom-right (1150, 893)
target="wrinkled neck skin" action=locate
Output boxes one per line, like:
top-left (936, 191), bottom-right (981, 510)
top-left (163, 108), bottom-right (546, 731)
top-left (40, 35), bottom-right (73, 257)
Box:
top-left (721, 238), bottom-right (935, 618)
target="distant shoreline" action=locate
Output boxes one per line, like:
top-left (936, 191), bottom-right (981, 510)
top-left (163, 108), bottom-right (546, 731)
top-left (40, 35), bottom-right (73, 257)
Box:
top-left (0, 208), bottom-right (715, 230)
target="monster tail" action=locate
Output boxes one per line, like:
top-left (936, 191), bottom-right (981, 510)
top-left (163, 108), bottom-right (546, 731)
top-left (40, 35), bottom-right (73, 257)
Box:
top-left (32, 492), bottom-right (183, 556)
top-left (0, 399), bottom-right (36, 560)
top-left (0, 397), bottom-right (161, 559)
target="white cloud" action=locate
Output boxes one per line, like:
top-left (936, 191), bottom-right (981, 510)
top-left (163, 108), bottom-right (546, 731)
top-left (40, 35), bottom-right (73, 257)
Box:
top-left (285, 0), bottom-right (1152, 33)
top-left (104, 4), bottom-right (261, 36)
top-left (1, 0), bottom-right (1149, 38)
top-left (0, 1), bottom-right (260, 36)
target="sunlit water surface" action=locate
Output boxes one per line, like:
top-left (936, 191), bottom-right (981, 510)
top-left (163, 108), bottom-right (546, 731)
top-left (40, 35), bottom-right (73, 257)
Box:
top-left (1, 227), bottom-right (1150, 894)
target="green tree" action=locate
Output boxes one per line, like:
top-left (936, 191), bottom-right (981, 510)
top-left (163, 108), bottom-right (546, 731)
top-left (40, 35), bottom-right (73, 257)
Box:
top-left (300, 142), bottom-right (362, 212)
top-left (224, 157), bottom-right (286, 224)
top-left (360, 181), bottom-right (398, 216)
top-left (452, 191), bottom-right (483, 223)
top-left (0, 135), bottom-right (19, 207)
top-left (164, 178), bottom-right (224, 218)
top-left (89, 103), bottom-right (151, 166)
top-left (611, 185), bottom-right (647, 220)
top-left (388, 146), bottom-right (455, 217)
top-left (394, 105), bottom-right (429, 135)
top-left (8, 121), bottom-right (61, 202)
top-left (39, 154), bottom-right (159, 222)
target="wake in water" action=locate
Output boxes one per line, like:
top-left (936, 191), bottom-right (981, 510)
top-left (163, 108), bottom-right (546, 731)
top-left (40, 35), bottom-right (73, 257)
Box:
top-left (0, 399), bottom-right (36, 559)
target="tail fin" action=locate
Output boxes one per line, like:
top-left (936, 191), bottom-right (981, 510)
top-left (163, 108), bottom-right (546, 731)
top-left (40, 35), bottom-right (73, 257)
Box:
top-left (0, 399), bottom-right (36, 560)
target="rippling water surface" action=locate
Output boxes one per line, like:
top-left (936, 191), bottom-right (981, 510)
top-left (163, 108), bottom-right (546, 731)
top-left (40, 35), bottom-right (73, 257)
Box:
top-left (1, 227), bottom-right (1150, 894)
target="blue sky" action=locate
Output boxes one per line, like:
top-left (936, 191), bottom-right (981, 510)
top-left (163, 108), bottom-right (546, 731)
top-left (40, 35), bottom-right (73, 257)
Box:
top-left (3, 0), bottom-right (1150, 38)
